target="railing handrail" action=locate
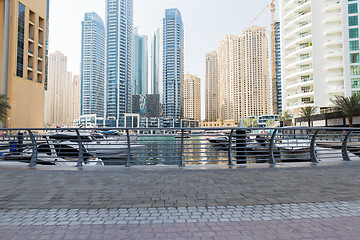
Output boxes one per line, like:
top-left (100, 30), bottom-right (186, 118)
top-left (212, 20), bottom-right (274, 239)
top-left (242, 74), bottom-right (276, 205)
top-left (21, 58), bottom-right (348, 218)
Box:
top-left (0, 126), bottom-right (358, 131)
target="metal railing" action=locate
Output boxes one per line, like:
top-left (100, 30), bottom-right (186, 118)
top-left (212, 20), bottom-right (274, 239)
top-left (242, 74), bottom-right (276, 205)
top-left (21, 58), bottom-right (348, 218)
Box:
top-left (0, 127), bottom-right (358, 168)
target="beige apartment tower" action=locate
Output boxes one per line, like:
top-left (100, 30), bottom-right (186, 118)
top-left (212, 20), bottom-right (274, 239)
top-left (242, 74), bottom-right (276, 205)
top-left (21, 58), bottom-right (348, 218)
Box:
top-left (238, 26), bottom-right (270, 119)
top-left (218, 35), bottom-right (240, 122)
top-left (205, 51), bottom-right (220, 121)
top-left (0, 0), bottom-right (48, 128)
top-left (183, 74), bottom-right (201, 121)
top-left (45, 51), bottom-right (76, 127)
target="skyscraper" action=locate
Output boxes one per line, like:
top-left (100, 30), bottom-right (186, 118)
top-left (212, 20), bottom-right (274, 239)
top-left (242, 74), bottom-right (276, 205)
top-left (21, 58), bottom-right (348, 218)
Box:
top-left (72, 75), bottom-right (81, 122)
top-left (0, 0), bottom-right (48, 128)
top-left (150, 27), bottom-right (162, 96)
top-left (46, 52), bottom-right (75, 127)
top-left (205, 51), bottom-right (220, 121)
top-left (183, 74), bottom-right (201, 121)
top-left (81, 12), bottom-right (105, 118)
top-left (343, 0), bottom-right (360, 96)
top-left (218, 35), bottom-right (240, 121)
top-left (162, 8), bottom-right (184, 119)
top-left (280, 0), bottom-right (346, 116)
top-left (133, 27), bottom-right (148, 95)
top-left (105, 0), bottom-right (133, 127)
top-left (273, 21), bottom-right (282, 114)
top-left (239, 26), bottom-right (270, 119)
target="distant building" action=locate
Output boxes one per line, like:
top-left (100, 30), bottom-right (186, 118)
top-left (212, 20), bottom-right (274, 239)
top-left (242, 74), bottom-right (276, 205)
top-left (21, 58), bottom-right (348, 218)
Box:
top-left (183, 74), bottom-right (201, 121)
top-left (239, 26), bottom-right (270, 119)
top-left (150, 27), bottom-right (162, 96)
top-left (0, 0), bottom-right (49, 128)
top-left (72, 75), bottom-right (81, 122)
top-left (205, 51), bottom-right (220, 121)
top-left (162, 8), bottom-right (184, 119)
top-left (218, 35), bottom-right (240, 122)
top-left (270, 21), bottom-right (282, 114)
top-left (105, 0), bottom-right (133, 127)
top-left (46, 52), bottom-right (75, 127)
top-left (81, 12), bottom-right (105, 118)
top-left (133, 27), bottom-right (148, 95)
top-left (132, 94), bottom-right (161, 118)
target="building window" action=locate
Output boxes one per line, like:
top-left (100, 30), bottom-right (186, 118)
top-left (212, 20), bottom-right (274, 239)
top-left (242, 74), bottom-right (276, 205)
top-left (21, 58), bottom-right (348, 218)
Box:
top-left (349, 16), bottom-right (359, 26)
top-left (349, 3), bottom-right (358, 14)
top-left (350, 40), bottom-right (359, 51)
top-left (16, 2), bottom-right (25, 78)
top-left (351, 78), bottom-right (360, 88)
top-left (300, 64), bottom-right (310, 71)
top-left (352, 90), bottom-right (360, 96)
top-left (301, 86), bottom-right (311, 93)
top-left (301, 75), bottom-right (311, 82)
top-left (351, 65), bottom-right (360, 75)
top-left (300, 42), bottom-right (310, 49)
top-left (300, 53), bottom-right (309, 60)
top-left (301, 97), bottom-right (313, 104)
top-left (349, 28), bottom-right (359, 38)
top-left (351, 53), bottom-right (360, 63)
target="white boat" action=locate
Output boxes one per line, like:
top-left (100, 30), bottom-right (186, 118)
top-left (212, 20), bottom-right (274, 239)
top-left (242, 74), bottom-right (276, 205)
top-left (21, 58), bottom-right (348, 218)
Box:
top-left (4, 140), bottom-right (103, 166)
top-left (48, 131), bottom-right (143, 164)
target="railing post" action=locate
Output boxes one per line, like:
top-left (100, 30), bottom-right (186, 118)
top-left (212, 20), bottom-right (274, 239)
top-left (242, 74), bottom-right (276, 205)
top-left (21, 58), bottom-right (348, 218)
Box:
top-left (269, 129), bottom-right (277, 165)
top-left (310, 129), bottom-right (319, 163)
top-left (126, 129), bottom-right (131, 167)
top-left (342, 130), bottom-right (352, 161)
top-left (228, 129), bottom-right (234, 167)
top-left (27, 130), bottom-right (38, 167)
top-left (75, 130), bottom-right (84, 167)
top-left (180, 129), bottom-right (185, 167)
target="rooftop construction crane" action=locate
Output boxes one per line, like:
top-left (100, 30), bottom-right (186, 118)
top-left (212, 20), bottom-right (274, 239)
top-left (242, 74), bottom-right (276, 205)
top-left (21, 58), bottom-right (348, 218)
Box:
top-left (248, 0), bottom-right (278, 115)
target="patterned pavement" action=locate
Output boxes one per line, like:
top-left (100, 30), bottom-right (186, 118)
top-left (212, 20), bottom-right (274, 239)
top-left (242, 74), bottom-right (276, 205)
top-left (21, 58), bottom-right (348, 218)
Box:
top-left (1, 161), bottom-right (360, 239)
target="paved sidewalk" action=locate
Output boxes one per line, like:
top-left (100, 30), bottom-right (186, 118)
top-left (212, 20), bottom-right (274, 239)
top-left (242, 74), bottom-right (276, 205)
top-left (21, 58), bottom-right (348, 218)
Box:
top-left (1, 161), bottom-right (360, 239)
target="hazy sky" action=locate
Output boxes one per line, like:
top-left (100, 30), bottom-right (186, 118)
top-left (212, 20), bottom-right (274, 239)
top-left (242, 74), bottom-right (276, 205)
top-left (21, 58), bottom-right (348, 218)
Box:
top-left (49, 0), bottom-right (279, 118)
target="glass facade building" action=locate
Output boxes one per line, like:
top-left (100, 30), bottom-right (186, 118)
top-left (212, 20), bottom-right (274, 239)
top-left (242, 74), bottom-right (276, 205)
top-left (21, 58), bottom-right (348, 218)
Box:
top-left (105, 0), bottom-right (133, 127)
top-left (151, 28), bottom-right (162, 96)
top-left (81, 12), bottom-right (105, 118)
top-left (162, 8), bottom-right (184, 119)
top-left (275, 21), bottom-right (282, 113)
top-left (346, 0), bottom-right (360, 96)
top-left (133, 27), bottom-right (148, 95)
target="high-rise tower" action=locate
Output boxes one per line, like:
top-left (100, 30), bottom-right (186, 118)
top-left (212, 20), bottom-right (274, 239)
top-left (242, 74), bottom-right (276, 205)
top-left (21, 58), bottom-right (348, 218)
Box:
top-left (162, 8), bottom-right (184, 119)
top-left (205, 51), bottom-right (220, 121)
top-left (150, 27), bottom-right (162, 96)
top-left (81, 12), bottom-right (105, 118)
top-left (105, 0), bottom-right (133, 127)
top-left (280, 0), bottom-right (347, 116)
top-left (133, 27), bottom-right (148, 95)
top-left (239, 26), bottom-right (270, 119)
top-left (183, 74), bottom-right (201, 121)
top-left (218, 35), bottom-right (240, 121)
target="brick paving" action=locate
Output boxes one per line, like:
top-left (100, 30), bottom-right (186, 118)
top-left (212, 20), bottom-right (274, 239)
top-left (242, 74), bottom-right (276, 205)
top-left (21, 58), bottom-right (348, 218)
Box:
top-left (1, 162), bottom-right (360, 239)
top-left (1, 217), bottom-right (360, 240)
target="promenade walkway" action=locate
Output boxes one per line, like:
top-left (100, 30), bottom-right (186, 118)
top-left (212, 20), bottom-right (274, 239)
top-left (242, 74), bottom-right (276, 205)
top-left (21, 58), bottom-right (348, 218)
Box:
top-left (1, 161), bottom-right (360, 239)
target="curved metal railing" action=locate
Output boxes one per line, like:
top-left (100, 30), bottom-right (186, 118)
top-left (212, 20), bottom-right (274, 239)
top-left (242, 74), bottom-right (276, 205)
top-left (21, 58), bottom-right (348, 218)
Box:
top-left (0, 127), bottom-right (358, 167)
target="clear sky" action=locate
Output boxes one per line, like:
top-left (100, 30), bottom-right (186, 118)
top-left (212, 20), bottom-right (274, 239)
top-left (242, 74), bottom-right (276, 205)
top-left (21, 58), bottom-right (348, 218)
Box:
top-left (49, 0), bottom-right (279, 118)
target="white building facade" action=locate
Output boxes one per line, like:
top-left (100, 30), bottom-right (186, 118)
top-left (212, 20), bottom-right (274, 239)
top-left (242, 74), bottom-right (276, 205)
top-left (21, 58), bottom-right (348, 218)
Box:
top-left (280, 0), bottom-right (349, 116)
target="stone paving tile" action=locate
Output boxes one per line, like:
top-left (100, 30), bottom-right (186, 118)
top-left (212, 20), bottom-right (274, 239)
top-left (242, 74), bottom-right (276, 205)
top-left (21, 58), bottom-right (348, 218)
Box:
top-left (1, 163), bottom-right (360, 210)
top-left (1, 217), bottom-right (360, 240)
top-left (0, 201), bottom-right (359, 226)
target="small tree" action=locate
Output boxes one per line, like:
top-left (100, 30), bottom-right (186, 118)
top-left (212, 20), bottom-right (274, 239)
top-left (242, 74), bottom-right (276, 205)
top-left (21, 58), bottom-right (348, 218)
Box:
top-left (299, 106), bottom-right (318, 127)
top-left (242, 118), bottom-right (259, 128)
top-left (279, 110), bottom-right (292, 126)
top-left (266, 119), bottom-right (276, 127)
top-left (0, 95), bottom-right (10, 124)
top-left (331, 95), bottom-right (360, 127)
